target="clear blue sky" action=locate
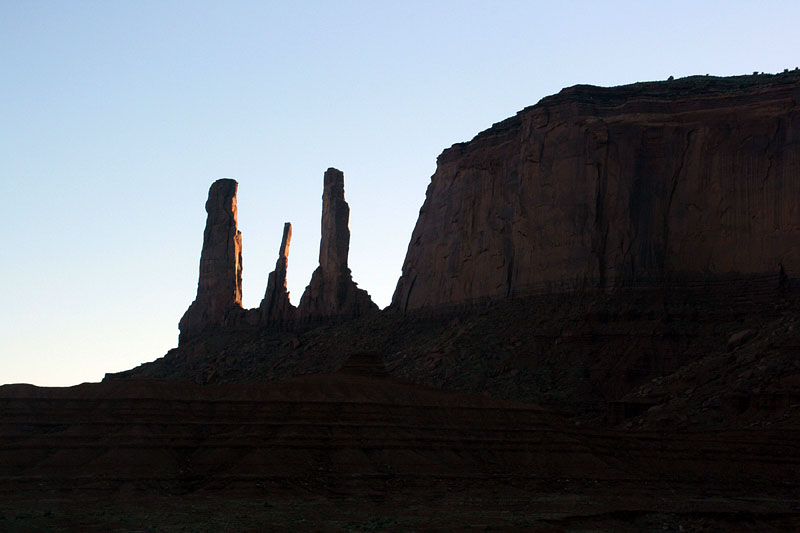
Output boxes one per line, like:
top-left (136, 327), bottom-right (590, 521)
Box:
top-left (2, 1), bottom-right (799, 386)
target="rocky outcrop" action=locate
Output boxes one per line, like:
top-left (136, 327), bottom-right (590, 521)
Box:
top-left (179, 179), bottom-right (243, 338)
top-left (298, 168), bottom-right (378, 319)
top-left (179, 168), bottom-right (376, 338)
top-left (259, 222), bottom-right (296, 322)
top-left (393, 72), bottom-right (800, 311)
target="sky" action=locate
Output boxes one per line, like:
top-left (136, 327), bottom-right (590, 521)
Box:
top-left (2, 1), bottom-right (800, 386)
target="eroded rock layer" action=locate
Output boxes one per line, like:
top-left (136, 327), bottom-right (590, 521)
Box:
top-left (179, 178), bottom-right (243, 338)
top-left (298, 168), bottom-right (378, 319)
top-left (393, 73), bottom-right (800, 311)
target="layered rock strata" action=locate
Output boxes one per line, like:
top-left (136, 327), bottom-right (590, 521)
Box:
top-left (259, 222), bottom-right (296, 322)
top-left (393, 72), bottom-right (800, 311)
top-left (179, 179), bottom-right (243, 337)
top-left (298, 168), bottom-right (378, 319)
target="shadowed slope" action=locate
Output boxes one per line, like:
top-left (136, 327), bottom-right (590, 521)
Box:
top-left (2, 356), bottom-right (799, 529)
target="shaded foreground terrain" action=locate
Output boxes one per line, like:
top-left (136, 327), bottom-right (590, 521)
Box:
top-left (115, 276), bottom-right (800, 431)
top-left (75, 281), bottom-right (800, 529)
top-left (3, 353), bottom-right (799, 531)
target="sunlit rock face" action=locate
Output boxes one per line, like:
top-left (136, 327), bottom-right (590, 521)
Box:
top-left (393, 73), bottom-right (800, 311)
top-left (179, 178), bottom-right (243, 338)
top-left (298, 168), bottom-right (378, 319)
top-left (259, 222), bottom-right (296, 323)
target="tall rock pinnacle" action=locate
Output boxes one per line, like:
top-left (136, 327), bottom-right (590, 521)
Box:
top-left (298, 168), bottom-right (378, 319)
top-left (179, 178), bottom-right (243, 339)
top-left (259, 222), bottom-right (296, 322)
top-left (319, 169), bottom-right (351, 274)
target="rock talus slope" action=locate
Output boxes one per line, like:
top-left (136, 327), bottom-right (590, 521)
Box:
top-left (393, 73), bottom-right (800, 311)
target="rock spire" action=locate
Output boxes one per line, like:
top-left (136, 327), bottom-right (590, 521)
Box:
top-left (298, 168), bottom-right (378, 319)
top-left (319, 169), bottom-right (351, 274)
top-left (259, 222), bottom-right (296, 322)
top-left (179, 178), bottom-right (243, 338)
top-left (178, 168), bottom-right (377, 339)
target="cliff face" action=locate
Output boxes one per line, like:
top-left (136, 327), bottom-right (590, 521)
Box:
top-left (393, 73), bottom-right (800, 311)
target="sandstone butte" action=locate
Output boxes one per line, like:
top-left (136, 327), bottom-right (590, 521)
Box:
top-left (392, 72), bottom-right (800, 311)
top-left (179, 168), bottom-right (377, 341)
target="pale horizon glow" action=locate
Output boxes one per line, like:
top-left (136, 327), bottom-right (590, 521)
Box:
top-left (2, 1), bottom-right (800, 386)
